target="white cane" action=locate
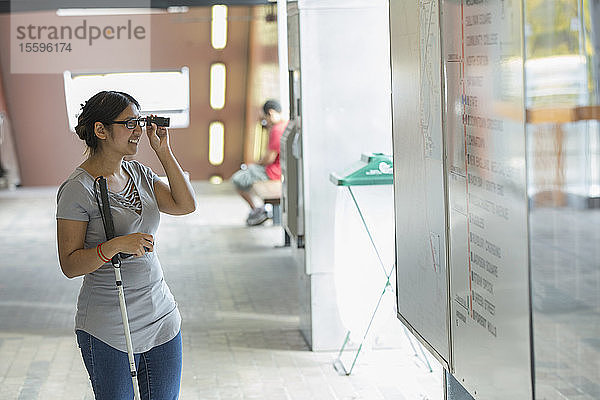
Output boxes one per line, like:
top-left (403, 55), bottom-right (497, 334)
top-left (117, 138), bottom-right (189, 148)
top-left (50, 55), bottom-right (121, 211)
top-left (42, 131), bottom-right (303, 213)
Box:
top-left (95, 176), bottom-right (141, 400)
top-left (112, 255), bottom-right (141, 400)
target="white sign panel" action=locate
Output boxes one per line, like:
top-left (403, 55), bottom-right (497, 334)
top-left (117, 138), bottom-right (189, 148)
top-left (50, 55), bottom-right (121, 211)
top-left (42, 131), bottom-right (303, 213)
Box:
top-left (392, 0), bottom-right (451, 366)
top-left (442, 0), bottom-right (533, 398)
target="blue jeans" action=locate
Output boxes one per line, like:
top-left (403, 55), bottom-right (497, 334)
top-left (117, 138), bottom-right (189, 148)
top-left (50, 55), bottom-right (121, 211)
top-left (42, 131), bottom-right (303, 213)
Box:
top-left (76, 330), bottom-right (182, 400)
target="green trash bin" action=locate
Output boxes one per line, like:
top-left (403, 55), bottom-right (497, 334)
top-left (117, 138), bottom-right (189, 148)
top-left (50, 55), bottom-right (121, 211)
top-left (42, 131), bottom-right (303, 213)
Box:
top-left (330, 153), bottom-right (397, 375)
top-left (329, 152), bottom-right (393, 186)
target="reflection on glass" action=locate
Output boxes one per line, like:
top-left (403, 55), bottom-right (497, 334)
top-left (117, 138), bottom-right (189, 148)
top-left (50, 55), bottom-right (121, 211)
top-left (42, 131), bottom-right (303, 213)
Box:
top-left (526, 0), bottom-right (600, 398)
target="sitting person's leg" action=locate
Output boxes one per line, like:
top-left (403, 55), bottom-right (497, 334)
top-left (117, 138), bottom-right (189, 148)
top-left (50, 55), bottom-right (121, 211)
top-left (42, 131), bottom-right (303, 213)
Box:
top-left (231, 164), bottom-right (270, 225)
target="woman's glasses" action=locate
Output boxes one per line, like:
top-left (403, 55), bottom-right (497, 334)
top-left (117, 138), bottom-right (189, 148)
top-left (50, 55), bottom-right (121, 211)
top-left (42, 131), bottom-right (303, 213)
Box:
top-left (112, 118), bottom-right (146, 129)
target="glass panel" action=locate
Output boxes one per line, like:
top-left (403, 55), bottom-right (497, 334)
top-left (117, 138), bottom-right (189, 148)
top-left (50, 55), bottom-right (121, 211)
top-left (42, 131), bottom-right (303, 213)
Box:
top-left (526, 0), bottom-right (600, 398)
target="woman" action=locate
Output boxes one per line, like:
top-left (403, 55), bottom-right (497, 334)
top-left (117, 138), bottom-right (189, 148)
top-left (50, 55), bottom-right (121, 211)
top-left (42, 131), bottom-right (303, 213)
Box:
top-left (56, 91), bottom-right (196, 399)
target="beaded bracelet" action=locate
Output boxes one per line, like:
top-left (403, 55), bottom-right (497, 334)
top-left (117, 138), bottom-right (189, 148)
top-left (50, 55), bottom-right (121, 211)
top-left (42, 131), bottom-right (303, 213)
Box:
top-left (97, 243), bottom-right (111, 263)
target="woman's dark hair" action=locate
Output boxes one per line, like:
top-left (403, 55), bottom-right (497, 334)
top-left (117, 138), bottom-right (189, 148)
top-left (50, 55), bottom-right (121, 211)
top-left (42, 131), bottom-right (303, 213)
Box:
top-left (75, 91), bottom-right (140, 156)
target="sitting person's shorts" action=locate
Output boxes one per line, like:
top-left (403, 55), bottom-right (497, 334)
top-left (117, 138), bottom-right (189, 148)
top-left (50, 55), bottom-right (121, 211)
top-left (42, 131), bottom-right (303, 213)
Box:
top-left (231, 164), bottom-right (269, 191)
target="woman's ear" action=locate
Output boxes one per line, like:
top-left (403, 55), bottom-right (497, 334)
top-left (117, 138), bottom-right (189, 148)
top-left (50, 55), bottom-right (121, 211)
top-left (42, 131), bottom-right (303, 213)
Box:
top-left (94, 122), bottom-right (107, 140)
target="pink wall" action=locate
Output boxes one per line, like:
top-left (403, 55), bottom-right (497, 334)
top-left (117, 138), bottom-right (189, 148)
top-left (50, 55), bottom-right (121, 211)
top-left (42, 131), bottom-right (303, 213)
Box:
top-left (0, 7), bottom-right (251, 186)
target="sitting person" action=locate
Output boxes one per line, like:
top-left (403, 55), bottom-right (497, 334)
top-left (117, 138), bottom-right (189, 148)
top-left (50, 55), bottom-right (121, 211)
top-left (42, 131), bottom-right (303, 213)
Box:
top-left (231, 99), bottom-right (287, 226)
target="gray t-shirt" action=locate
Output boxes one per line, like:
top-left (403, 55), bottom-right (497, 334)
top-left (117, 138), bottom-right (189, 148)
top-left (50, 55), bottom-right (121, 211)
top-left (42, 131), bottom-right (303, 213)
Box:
top-left (56, 160), bottom-right (181, 353)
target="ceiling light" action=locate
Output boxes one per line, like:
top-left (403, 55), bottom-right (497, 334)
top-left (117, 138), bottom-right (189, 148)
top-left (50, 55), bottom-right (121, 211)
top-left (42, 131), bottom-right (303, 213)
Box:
top-left (56, 8), bottom-right (166, 17)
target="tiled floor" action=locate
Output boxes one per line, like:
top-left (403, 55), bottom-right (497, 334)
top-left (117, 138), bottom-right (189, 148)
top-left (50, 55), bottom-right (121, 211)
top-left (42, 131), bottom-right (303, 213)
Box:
top-left (0, 182), bottom-right (443, 400)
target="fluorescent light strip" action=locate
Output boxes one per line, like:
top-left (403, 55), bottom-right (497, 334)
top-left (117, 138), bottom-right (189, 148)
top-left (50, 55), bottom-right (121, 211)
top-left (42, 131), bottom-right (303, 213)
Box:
top-left (209, 122), bottom-right (225, 166)
top-left (167, 6), bottom-right (189, 14)
top-left (57, 8), bottom-right (166, 17)
top-left (210, 63), bottom-right (226, 110)
top-left (211, 5), bottom-right (228, 50)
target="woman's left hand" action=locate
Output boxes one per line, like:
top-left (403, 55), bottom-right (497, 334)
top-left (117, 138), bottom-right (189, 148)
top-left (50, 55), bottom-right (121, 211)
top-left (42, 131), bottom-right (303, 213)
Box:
top-left (146, 115), bottom-right (170, 154)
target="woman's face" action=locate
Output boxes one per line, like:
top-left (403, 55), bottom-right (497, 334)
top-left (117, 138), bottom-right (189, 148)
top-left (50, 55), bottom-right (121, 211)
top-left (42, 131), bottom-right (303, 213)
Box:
top-left (104, 103), bottom-right (143, 156)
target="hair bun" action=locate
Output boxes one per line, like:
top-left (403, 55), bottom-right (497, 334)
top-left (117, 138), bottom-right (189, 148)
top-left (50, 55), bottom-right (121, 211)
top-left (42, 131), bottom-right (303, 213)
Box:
top-left (74, 124), bottom-right (87, 141)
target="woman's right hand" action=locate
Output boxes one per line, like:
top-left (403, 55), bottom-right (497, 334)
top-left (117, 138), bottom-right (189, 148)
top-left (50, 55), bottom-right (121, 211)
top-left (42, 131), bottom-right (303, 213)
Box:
top-left (107, 233), bottom-right (154, 257)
